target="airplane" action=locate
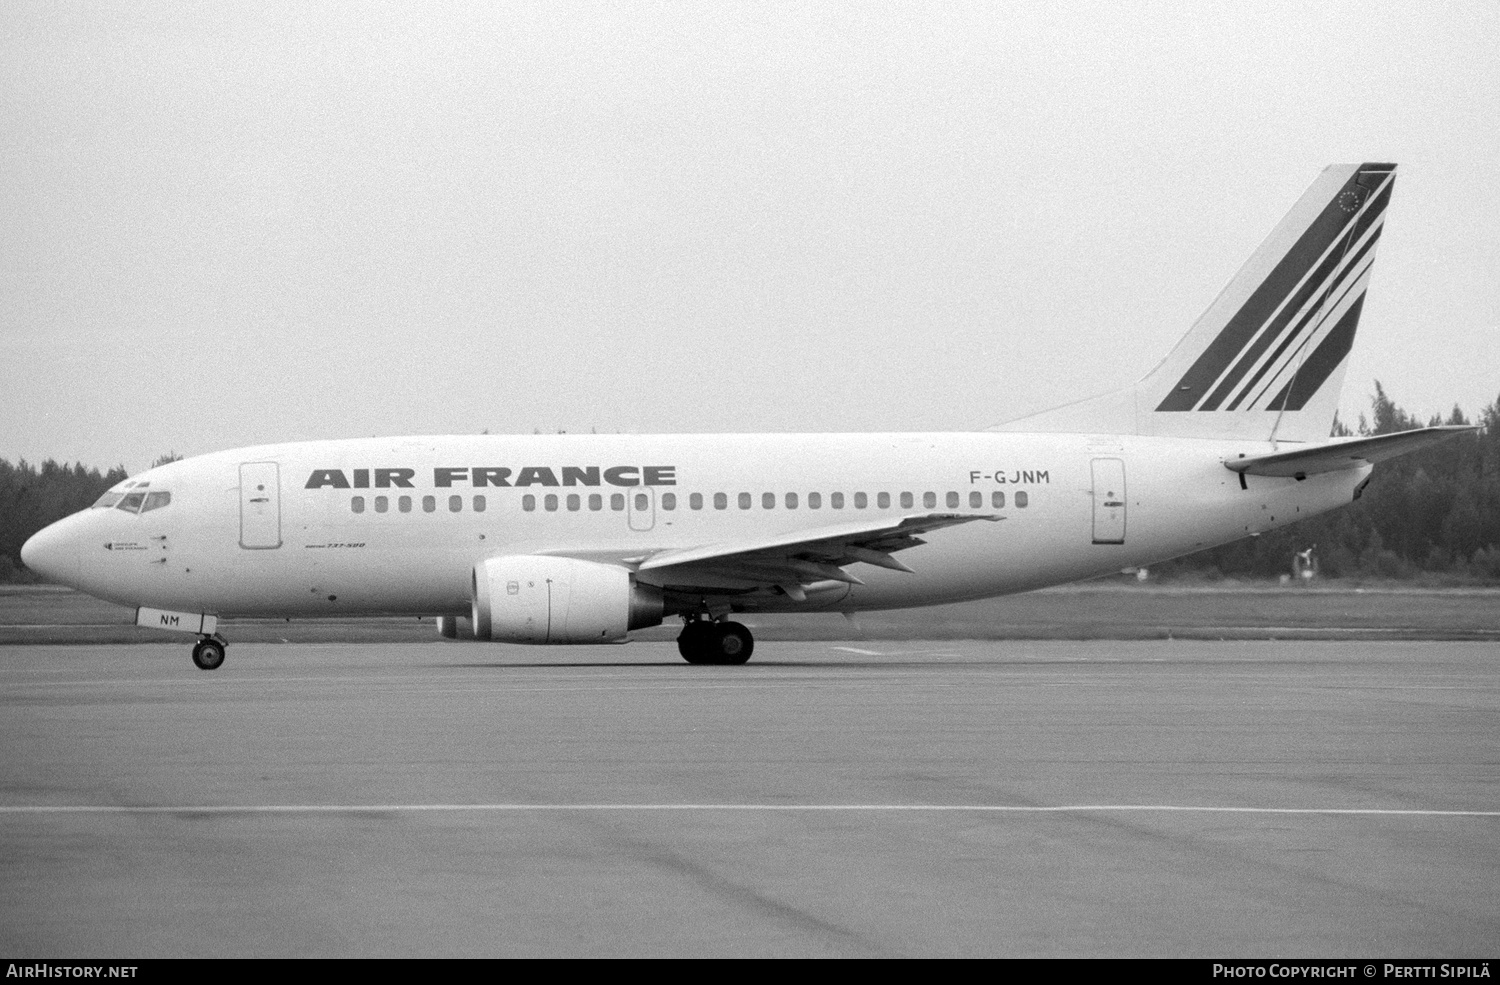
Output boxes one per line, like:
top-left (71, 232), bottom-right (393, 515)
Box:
top-left (20, 162), bottom-right (1475, 670)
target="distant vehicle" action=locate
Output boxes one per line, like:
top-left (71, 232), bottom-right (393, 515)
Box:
top-left (22, 163), bottom-right (1471, 669)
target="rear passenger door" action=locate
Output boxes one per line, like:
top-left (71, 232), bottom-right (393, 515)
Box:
top-left (1090, 458), bottom-right (1126, 545)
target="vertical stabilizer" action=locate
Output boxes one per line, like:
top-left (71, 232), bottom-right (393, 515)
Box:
top-left (995, 163), bottom-right (1396, 442)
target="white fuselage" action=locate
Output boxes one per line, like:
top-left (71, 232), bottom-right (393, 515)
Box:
top-left (28, 432), bottom-right (1368, 621)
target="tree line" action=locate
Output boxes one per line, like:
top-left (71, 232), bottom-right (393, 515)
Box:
top-left (2, 388), bottom-right (1498, 583)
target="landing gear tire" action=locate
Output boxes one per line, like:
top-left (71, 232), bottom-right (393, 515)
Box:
top-left (711, 622), bottom-right (754, 664)
top-left (677, 621), bottom-right (754, 665)
top-left (192, 638), bottom-right (226, 671)
top-left (677, 622), bottom-right (716, 664)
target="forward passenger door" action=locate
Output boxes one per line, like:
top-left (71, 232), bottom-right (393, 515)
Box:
top-left (239, 462), bottom-right (282, 549)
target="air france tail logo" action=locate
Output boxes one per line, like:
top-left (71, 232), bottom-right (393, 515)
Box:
top-left (1158, 164), bottom-right (1395, 414)
top-left (305, 466), bottom-right (677, 490)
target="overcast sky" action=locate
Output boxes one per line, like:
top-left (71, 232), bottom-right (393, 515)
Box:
top-left (2, 1), bottom-right (1496, 473)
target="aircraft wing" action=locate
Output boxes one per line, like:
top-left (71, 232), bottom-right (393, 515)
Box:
top-left (631, 513), bottom-right (1000, 600)
top-left (1225, 426), bottom-right (1477, 478)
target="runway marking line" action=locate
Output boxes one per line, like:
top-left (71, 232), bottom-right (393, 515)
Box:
top-left (2, 804), bottom-right (1495, 817)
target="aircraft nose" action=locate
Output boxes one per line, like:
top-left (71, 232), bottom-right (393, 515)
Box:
top-left (21, 519), bottom-right (81, 585)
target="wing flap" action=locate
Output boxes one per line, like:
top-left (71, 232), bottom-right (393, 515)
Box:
top-left (1226, 426), bottom-right (1476, 478)
top-left (636, 513), bottom-right (1000, 591)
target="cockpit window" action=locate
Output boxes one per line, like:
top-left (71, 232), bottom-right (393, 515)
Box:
top-left (116, 492), bottom-right (147, 513)
top-left (92, 492), bottom-right (123, 509)
top-left (140, 491), bottom-right (172, 513)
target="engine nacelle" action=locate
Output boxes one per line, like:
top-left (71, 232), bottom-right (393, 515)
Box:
top-left (471, 555), bottom-right (664, 644)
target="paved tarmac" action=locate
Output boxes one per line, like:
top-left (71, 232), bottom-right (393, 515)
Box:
top-left (1, 639), bottom-right (1496, 957)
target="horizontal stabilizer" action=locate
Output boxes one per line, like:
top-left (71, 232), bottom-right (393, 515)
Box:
top-left (1225, 426), bottom-right (1476, 478)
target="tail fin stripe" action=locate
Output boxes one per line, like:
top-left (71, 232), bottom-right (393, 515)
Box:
top-left (1155, 170), bottom-right (1390, 412)
top-left (1267, 293), bottom-right (1367, 411)
top-left (1221, 225), bottom-right (1382, 411)
top-left (1187, 180), bottom-right (1389, 411)
top-left (1154, 179), bottom-right (1367, 411)
top-left (1244, 260), bottom-right (1374, 411)
top-left (1233, 250), bottom-right (1376, 412)
top-left (1200, 189), bottom-right (1388, 410)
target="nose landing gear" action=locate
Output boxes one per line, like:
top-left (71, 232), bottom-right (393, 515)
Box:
top-left (191, 635), bottom-right (227, 671)
top-left (677, 618), bottom-right (754, 665)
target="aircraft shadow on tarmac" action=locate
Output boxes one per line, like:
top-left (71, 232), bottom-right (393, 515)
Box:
top-left (446, 655), bottom-right (1208, 670)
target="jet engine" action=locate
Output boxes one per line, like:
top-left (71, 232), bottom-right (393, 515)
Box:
top-left (471, 555), bottom-right (663, 644)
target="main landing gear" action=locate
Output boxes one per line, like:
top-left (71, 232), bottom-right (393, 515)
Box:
top-left (191, 634), bottom-right (227, 671)
top-left (677, 619), bottom-right (754, 665)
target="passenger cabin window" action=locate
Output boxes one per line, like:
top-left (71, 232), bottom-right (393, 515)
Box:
top-left (374, 496), bottom-right (389, 513)
top-left (923, 492), bottom-right (936, 508)
top-left (545, 494), bottom-right (558, 512)
top-left (738, 493), bottom-right (751, 510)
top-left (634, 493), bottom-right (649, 512)
top-left (947, 491), bottom-right (960, 509)
top-left (611, 493), bottom-right (625, 511)
top-left (969, 491), bottom-right (982, 509)
top-left (831, 492), bottom-right (844, 509)
top-left (762, 492), bottom-right (775, 509)
top-left (423, 495), bottom-right (436, 513)
top-left (899, 492), bottom-right (913, 509)
top-left (808, 492), bottom-right (821, 509)
top-left (589, 494), bottom-right (603, 511)
top-left (993, 491), bottom-right (1005, 508)
top-left (352, 496), bottom-right (365, 513)
top-left (1016, 491), bottom-right (1029, 508)
top-left (567, 494), bottom-right (581, 512)
top-left (449, 495), bottom-right (462, 513)
top-left (715, 493), bottom-right (728, 510)
top-left (785, 492), bottom-right (798, 509)
top-left (398, 496), bottom-right (412, 513)
top-left (875, 492), bottom-right (888, 509)
top-left (473, 496), bottom-right (486, 512)
top-left (661, 493), bottom-right (676, 510)
top-left (690, 493), bottom-right (703, 510)
top-left (522, 495), bottom-right (536, 512)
